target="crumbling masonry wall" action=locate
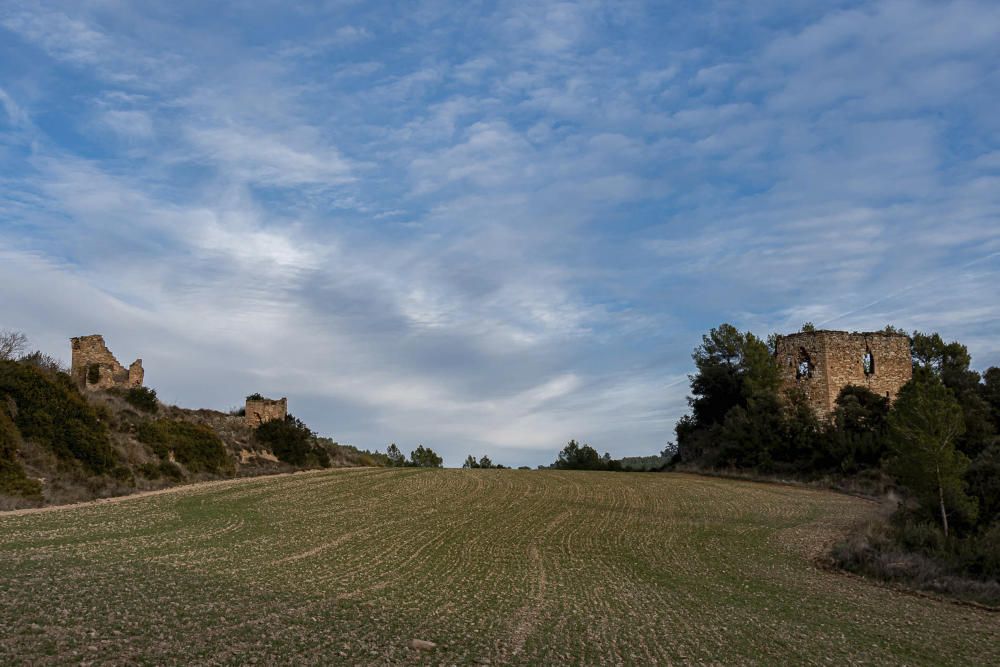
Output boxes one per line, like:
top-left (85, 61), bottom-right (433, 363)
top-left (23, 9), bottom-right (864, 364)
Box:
top-left (774, 330), bottom-right (912, 415)
top-left (70, 335), bottom-right (144, 391)
top-left (245, 397), bottom-right (287, 427)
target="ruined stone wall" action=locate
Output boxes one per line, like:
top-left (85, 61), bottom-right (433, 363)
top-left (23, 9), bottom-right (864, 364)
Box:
top-left (245, 397), bottom-right (287, 427)
top-left (775, 330), bottom-right (912, 415)
top-left (70, 335), bottom-right (144, 391)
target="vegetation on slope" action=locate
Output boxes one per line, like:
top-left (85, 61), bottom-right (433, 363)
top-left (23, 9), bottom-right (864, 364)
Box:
top-left (138, 419), bottom-right (231, 474)
top-left (674, 323), bottom-right (1000, 603)
top-left (121, 385), bottom-right (159, 413)
top-left (0, 409), bottom-right (42, 501)
top-left (254, 415), bottom-right (330, 468)
top-left (0, 359), bottom-right (115, 473)
top-left (0, 333), bottom-right (381, 509)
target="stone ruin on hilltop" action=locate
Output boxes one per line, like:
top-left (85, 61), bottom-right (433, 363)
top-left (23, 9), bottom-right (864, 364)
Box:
top-left (70, 334), bottom-right (291, 428)
top-left (245, 395), bottom-right (287, 427)
top-left (774, 329), bottom-right (912, 415)
top-left (71, 335), bottom-right (143, 391)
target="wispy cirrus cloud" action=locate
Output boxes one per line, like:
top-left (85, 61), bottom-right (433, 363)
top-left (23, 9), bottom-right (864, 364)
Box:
top-left (0, 0), bottom-right (997, 466)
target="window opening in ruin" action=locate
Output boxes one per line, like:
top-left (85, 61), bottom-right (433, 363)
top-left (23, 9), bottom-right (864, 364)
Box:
top-left (863, 350), bottom-right (875, 376)
top-left (87, 363), bottom-right (101, 385)
top-left (796, 348), bottom-right (813, 380)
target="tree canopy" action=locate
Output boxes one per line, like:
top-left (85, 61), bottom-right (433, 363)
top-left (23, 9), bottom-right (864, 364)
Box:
top-left (409, 445), bottom-right (443, 468)
top-left (888, 377), bottom-right (976, 536)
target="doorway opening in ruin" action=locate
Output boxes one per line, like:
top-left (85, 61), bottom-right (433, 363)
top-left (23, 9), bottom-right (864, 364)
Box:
top-left (863, 350), bottom-right (875, 376)
top-left (796, 348), bottom-right (813, 380)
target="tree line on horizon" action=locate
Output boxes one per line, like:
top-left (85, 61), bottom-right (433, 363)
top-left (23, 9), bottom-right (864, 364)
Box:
top-left (383, 443), bottom-right (444, 468)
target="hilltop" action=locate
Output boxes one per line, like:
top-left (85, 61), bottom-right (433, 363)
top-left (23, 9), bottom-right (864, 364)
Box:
top-left (0, 356), bottom-right (381, 510)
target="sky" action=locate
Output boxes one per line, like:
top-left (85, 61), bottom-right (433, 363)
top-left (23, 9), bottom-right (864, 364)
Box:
top-left (1, 1), bottom-right (998, 467)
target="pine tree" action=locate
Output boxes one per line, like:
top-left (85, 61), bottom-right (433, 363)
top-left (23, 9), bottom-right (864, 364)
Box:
top-left (889, 378), bottom-right (977, 536)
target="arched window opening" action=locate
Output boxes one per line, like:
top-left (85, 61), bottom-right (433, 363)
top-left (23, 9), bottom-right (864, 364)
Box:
top-left (796, 348), bottom-right (813, 380)
top-left (863, 350), bottom-right (875, 376)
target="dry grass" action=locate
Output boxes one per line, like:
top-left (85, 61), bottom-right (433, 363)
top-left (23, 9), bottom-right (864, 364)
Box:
top-left (0, 469), bottom-right (997, 665)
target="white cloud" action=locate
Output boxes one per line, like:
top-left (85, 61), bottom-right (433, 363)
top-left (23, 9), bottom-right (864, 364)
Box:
top-left (1, 0), bottom-right (998, 467)
top-left (187, 126), bottom-right (355, 187)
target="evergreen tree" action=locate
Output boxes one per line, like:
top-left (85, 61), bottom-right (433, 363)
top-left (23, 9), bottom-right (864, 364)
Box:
top-left (826, 385), bottom-right (891, 473)
top-left (386, 443), bottom-right (405, 467)
top-left (410, 445), bottom-right (443, 468)
top-left (677, 323), bottom-right (781, 466)
top-left (889, 378), bottom-right (976, 537)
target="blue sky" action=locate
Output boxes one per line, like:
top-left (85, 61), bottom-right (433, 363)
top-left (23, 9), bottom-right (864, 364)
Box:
top-left (1, 1), bottom-right (998, 467)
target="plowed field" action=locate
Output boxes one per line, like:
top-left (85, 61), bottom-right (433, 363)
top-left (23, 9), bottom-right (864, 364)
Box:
top-left (1, 469), bottom-right (996, 665)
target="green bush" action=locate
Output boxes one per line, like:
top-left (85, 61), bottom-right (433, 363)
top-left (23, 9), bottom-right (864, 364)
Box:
top-left (314, 445), bottom-right (331, 468)
top-left (893, 519), bottom-right (946, 555)
top-left (111, 464), bottom-right (133, 482)
top-left (832, 519), bottom-right (1000, 606)
top-left (158, 460), bottom-right (184, 481)
top-left (138, 419), bottom-right (229, 474)
top-left (137, 462), bottom-right (161, 479)
top-left (124, 386), bottom-right (159, 413)
top-left (0, 409), bottom-right (42, 500)
top-left (968, 522), bottom-right (1000, 578)
top-left (254, 415), bottom-right (329, 467)
top-left (0, 360), bottom-right (115, 473)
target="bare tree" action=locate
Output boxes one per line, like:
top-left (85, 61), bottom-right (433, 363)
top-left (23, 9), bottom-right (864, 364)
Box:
top-left (0, 329), bottom-right (28, 361)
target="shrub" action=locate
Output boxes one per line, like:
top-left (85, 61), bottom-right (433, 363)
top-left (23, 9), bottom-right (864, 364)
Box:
top-left (109, 465), bottom-right (134, 485)
top-left (158, 460), bottom-right (184, 481)
top-left (124, 386), bottom-right (159, 413)
top-left (893, 519), bottom-right (946, 555)
top-left (137, 462), bottom-right (162, 479)
top-left (254, 415), bottom-right (321, 466)
top-left (831, 518), bottom-right (1000, 606)
top-left (18, 351), bottom-right (64, 374)
top-left (0, 409), bottom-right (42, 500)
top-left (833, 514), bottom-right (1000, 605)
top-left (314, 445), bottom-right (331, 468)
top-left (246, 392), bottom-right (264, 402)
top-left (0, 360), bottom-right (116, 473)
top-left (138, 419), bottom-right (229, 474)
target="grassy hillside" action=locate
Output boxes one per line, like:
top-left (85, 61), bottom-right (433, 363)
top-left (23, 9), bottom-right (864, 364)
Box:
top-left (0, 470), bottom-right (996, 665)
top-left (0, 359), bottom-right (378, 509)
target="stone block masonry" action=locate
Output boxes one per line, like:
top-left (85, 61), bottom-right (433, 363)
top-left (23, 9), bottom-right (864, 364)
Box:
top-left (774, 330), bottom-right (912, 415)
top-left (245, 396), bottom-right (287, 427)
top-left (70, 335), bottom-right (144, 391)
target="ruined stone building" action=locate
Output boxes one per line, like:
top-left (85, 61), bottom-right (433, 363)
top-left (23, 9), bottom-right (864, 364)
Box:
top-left (70, 335), bottom-right (144, 391)
top-left (245, 396), bottom-right (287, 427)
top-left (774, 330), bottom-right (912, 415)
